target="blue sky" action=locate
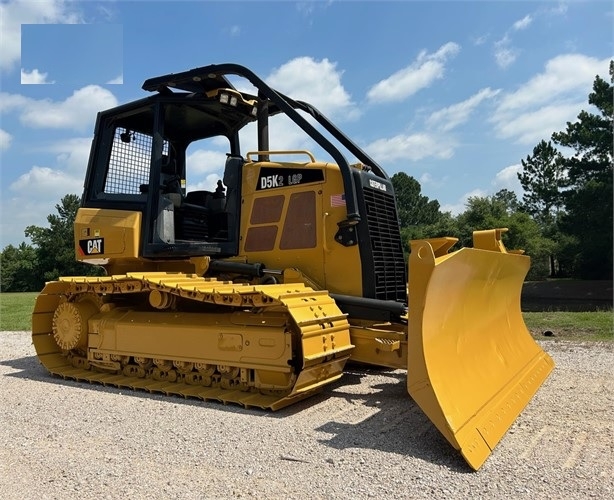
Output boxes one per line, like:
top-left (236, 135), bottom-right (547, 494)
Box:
top-left (0, 0), bottom-right (612, 248)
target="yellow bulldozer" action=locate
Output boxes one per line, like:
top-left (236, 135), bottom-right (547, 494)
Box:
top-left (32, 63), bottom-right (554, 470)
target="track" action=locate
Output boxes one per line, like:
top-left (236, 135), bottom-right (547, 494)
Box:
top-left (32, 272), bottom-right (354, 410)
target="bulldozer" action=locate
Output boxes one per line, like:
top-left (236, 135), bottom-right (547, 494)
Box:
top-left (32, 63), bottom-right (554, 470)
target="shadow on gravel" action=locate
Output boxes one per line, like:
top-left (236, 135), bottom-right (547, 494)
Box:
top-left (0, 354), bottom-right (264, 416)
top-left (2, 355), bottom-right (470, 471)
top-left (0, 354), bottom-right (41, 374)
top-left (314, 370), bottom-right (470, 473)
top-left (275, 366), bottom-right (469, 471)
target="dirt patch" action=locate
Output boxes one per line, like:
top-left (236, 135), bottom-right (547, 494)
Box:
top-left (521, 280), bottom-right (613, 312)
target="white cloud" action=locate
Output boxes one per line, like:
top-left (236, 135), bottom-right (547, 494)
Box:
top-left (47, 137), bottom-right (93, 173)
top-left (0, 196), bottom-right (43, 247)
top-left (228, 57), bottom-right (358, 156)
top-left (439, 203), bottom-right (463, 215)
top-left (237, 116), bottom-right (324, 160)
top-left (0, 137), bottom-right (95, 246)
top-left (493, 9), bottom-right (561, 70)
top-left (0, 192), bottom-right (78, 247)
top-left (107, 74), bottom-right (123, 84)
top-left (190, 173), bottom-right (224, 193)
top-left (493, 164), bottom-right (523, 194)
top-left (493, 33), bottom-right (519, 69)
top-left (186, 149), bottom-right (228, 176)
top-left (421, 172), bottom-right (451, 191)
top-left (0, 129), bottom-right (13, 150)
top-left (0, 92), bottom-right (29, 113)
top-left (0, 85), bottom-right (118, 131)
top-left (266, 57), bottom-right (357, 119)
top-left (440, 166), bottom-right (524, 216)
top-left (182, 124), bottom-right (334, 190)
top-left (0, 0), bottom-right (82, 72)
top-left (427, 87), bottom-right (500, 132)
top-left (513, 15), bottom-right (533, 31)
top-left (491, 54), bottom-right (611, 144)
top-left (21, 68), bottom-right (54, 84)
top-left (494, 102), bottom-right (583, 145)
top-left (365, 133), bottom-right (455, 162)
top-left (367, 42), bottom-right (460, 103)
top-left (492, 13), bottom-right (534, 70)
top-left (547, 2), bottom-right (568, 16)
top-left (419, 172), bottom-right (433, 185)
top-left (472, 34), bottom-right (489, 46)
top-left (494, 44), bottom-right (518, 69)
top-left (464, 188), bottom-right (488, 200)
top-left (10, 165), bottom-right (82, 197)
top-left (441, 188), bottom-right (488, 215)
top-left (3, 164), bottom-right (83, 247)
top-left (497, 54), bottom-right (608, 112)
top-left (229, 25), bottom-right (240, 36)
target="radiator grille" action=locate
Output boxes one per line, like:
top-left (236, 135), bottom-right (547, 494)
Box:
top-left (363, 187), bottom-right (407, 301)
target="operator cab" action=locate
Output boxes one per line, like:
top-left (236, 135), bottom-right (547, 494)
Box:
top-left (81, 76), bottom-right (258, 258)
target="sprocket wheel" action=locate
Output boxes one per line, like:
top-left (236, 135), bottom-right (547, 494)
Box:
top-left (52, 294), bottom-right (101, 351)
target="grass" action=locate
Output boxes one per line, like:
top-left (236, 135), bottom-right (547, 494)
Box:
top-left (0, 292), bottom-right (38, 331)
top-left (0, 292), bottom-right (612, 341)
top-left (524, 310), bottom-right (613, 341)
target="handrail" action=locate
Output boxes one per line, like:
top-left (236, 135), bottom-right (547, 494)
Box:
top-left (246, 150), bottom-right (316, 163)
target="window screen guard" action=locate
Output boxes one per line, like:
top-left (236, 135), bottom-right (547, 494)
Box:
top-left (104, 128), bottom-right (168, 194)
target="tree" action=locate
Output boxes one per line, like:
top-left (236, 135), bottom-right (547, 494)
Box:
top-left (391, 172), bottom-right (442, 239)
top-left (551, 61), bottom-right (613, 279)
top-left (517, 140), bottom-right (567, 276)
top-left (517, 140), bottom-right (566, 226)
top-left (493, 188), bottom-right (521, 214)
top-left (455, 192), bottom-right (554, 280)
top-left (24, 194), bottom-right (103, 284)
top-left (455, 190), bottom-right (520, 246)
top-left (0, 243), bottom-right (43, 292)
top-left (391, 172), bottom-right (446, 257)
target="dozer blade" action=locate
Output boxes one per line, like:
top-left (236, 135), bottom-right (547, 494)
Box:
top-left (407, 230), bottom-right (554, 470)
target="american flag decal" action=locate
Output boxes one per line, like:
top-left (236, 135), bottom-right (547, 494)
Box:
top-left (330, 193), bottom-right (346, 207)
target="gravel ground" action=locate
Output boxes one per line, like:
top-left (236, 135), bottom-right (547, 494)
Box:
top-left (1, 331), bottom-right (613, 499)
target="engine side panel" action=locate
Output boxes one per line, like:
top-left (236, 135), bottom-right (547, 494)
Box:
top-left (240, 159), bottom-right (365, 296)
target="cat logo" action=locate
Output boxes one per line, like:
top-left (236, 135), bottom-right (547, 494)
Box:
top-left (79, 238), bottom-right (105, 255)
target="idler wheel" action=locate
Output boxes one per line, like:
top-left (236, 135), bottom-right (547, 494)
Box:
top-left (52, 300), bottom-right (99, 350)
